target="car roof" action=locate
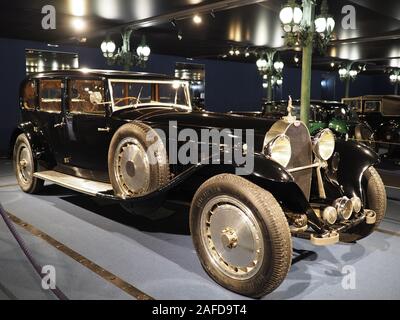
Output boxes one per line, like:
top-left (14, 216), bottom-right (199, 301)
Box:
top-left (264, 100), bottom-right (347, 109)
top-left (343, 95), bottom-right (400, 100)
top-left (26, 69), bottom-right (176, 81)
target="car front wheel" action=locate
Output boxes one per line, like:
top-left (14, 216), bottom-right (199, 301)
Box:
top-left (13, 133), bottom-right (44, 194)
top-left (342, 167), bottom-right (387, 242)
top-left (190, 174), bottom-right (292, 298)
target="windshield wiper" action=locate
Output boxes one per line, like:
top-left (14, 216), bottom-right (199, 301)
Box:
top-left (135, 87), bottom-right (143, 108)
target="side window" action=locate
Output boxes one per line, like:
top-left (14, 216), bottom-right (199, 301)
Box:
top-left (39, 80), bottom-right (62, 113)
top-left (364, 101), bottom-right (381, 113)
top-left (70, 80), bottom-right (105, 115)
top-left (22, 81), bottom-right (37, 110)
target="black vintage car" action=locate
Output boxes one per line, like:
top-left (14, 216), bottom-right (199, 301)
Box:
top-left (12, 69), bottom-right (386, 298)
top-left (342, 95), bottom-right (400, 163)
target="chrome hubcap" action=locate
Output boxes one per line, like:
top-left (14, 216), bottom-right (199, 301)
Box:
top-left (17, 145), bottom-right (33, 183)
top-left (115, 138), bottom-right (150, 196)
top-left (200, 196), bottom-right (264, 280)
top-left (221, 228), bottom-right (238, 249)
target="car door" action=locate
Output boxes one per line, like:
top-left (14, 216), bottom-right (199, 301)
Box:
top-left (64, 78), bottom-right (111, 172)
top-left (36, 78), bottom-right (67, 165)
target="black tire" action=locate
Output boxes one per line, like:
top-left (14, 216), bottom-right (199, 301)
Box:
top-left (108, 122), bottom-right (170, 199)
top-left (342, 167), bottom-right (387, 243)
top-left (190, 174), bottom-right (292, 298)
top-left (13, 133), bottom-right (44, 194)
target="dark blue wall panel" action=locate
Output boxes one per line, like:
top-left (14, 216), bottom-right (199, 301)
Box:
top-left (0, 37), bottom-right (396, 155)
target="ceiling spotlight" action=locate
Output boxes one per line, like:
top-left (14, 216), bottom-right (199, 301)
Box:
top-left (71, 17), bottom-right (86, 31)
top-left (229, 48), bottom-right (235, 56)
top-left (330, 61), bottom-right (335, 68)
top-left (171, 19), bottom-right (177, 28)
top-left (193, 15), bottom-right (202, 24)
top-left (210, 10), bottom-right (216, 19)
top-left (178, 31), bottom-right (183, 41)
top-left (245, 51), bottom-right (250, 58)
top-left (235, 49), bottom-right (240, 56)
top-left (294, 55), bottom-right (299, 64)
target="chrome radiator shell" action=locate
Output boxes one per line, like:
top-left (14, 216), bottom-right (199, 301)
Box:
top-left (265, 120), bottom-right (313, 200)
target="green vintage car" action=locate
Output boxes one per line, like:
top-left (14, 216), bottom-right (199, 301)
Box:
top-left (233, 100), bottom-right (375, 146)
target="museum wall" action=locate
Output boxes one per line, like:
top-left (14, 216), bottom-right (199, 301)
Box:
top-left (0, 37), bottom-right (396, 156)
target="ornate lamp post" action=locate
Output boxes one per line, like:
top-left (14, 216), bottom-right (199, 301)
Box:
top-left (338, 62), bottom-right (360, 98)
top-left (101, 28), bottom-right (151, 70)
top-left (279, 0), bottom-right (335, 126)
top-left (389, 70), bottom-right (400, 95)
top-left (256, 51), bottom-right (284, 102)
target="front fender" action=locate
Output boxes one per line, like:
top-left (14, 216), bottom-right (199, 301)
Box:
top-left (334, 140), bottom-right (379, 199)
top-left (250, 154), bottom-right (325, 231)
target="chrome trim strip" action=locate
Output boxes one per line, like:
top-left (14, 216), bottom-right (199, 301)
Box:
top-left (34, 171), bottom-right (113, 196)
top-left (287, 163), bottom-right (320, 173)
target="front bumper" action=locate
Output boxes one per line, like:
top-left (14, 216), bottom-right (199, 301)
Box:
top-left (293, 209), bottom-right (377, 246)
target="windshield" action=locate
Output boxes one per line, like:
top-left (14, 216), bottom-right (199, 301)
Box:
top-left (110, 80), bottom-right (191, 110)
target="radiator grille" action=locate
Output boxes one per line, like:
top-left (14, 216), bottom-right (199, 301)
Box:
top-left (285, 122), bottom-right (313, 200)
top-left (265, 120), bottom-right (313, 200)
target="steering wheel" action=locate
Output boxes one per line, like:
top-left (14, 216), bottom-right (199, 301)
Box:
top-left (115, 97), bottom-right (138, 105)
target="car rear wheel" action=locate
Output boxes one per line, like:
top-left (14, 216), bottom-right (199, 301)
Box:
top-left (342, 167), bottom-right (387, 242)
top-left (190, 174), bottom-right (292, 298)
top-left (108, 122), bottom-right (170, 199)
top-left (13, 134), bottom-right (44, 194)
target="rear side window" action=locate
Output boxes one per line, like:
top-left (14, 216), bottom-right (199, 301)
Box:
top-left (39, 80), bottom-right (62, 113)
top-left (364, 101), bottom-right (381, 113)
top-left (22, 81), bottom-right (37, 110)
top-left (69, 80), bottom-right (105, 115)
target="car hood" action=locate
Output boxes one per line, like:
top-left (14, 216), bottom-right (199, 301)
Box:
top-left (113, 107), bottom-right (277, 136)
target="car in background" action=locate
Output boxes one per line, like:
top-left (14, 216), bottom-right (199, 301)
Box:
top-left (342, 95), bottom-right (400, 163)
top-left (231, 100), bottom-right (376, 148)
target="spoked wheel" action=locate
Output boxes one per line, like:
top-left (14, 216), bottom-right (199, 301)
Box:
top-left (13, 134), bottom-right (44, 194)
top-left (190, 174), bottom-right (292, 298)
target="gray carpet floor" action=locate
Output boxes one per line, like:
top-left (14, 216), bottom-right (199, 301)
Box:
top-left (0, 160), bottom-right (399, 300)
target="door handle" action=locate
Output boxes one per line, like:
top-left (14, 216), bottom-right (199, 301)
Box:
top-left (98, 127), bottom-right (111, 132)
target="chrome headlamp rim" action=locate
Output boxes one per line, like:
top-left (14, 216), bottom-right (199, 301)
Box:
top-left (263, 134), bottom-right (292, 168)
top-left (313, 128), bottom-right (336, 161)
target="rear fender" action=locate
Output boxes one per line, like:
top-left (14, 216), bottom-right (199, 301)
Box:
top-left (16, 122), bottom-right (55, 168)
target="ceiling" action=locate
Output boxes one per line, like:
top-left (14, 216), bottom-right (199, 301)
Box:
top-left (1, 0), bottom-right (400, 72)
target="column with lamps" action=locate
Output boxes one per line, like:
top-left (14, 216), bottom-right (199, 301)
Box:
top-left (389, 70), bottom-right (400, 95)
top-left (256, 51), bottom-right (284, 102)
top-left (338, 62), bottom-right (360, 98)
top-left (279, 0), bottom-right (335, 126)
top-left (101, 28), bottom-right (151, 71)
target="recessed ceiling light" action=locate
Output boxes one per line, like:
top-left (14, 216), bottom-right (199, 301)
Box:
top-left (193, 15), bottom-right (202, 24)
top-left (71, 17), bottom-right (86, 31)
top-left (330, 61), bottom-right (335, 68)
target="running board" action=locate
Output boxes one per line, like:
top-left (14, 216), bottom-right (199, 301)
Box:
top-left (34, 171), bottom-right (113, 197)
